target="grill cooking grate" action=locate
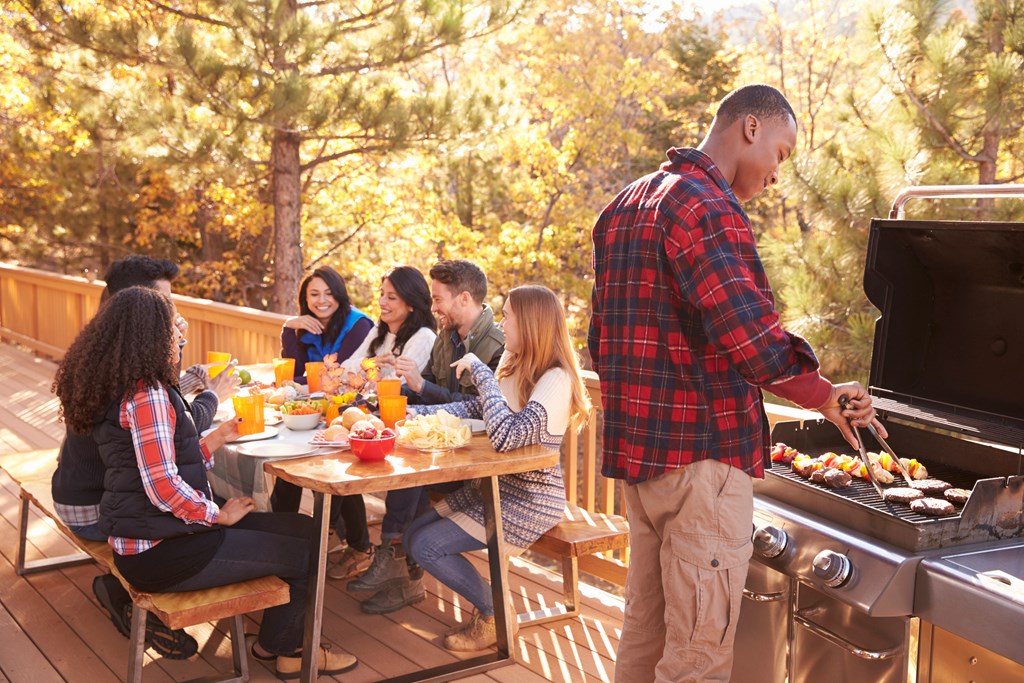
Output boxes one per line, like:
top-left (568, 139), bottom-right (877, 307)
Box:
top-left (766, 460), bottom-right (979, 524)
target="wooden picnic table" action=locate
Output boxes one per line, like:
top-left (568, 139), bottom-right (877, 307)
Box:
top-left (264, 438), bottom-right (561, 683)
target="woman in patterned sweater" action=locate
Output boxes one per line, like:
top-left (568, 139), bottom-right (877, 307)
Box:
top-left (405, 284), bottom-right (591, 651)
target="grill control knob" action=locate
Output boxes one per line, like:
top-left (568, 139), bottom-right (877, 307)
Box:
top-left (812, 550), bottom-right (852, 587)
top-left (752, 526), bottom-right (788, 558)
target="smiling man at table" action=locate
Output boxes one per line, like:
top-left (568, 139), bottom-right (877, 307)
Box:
top-left (352, 259), bottom-right (506, 615)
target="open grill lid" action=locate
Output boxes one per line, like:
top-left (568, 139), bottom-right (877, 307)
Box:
top-left (864, 217), bottom-right (1024, 447)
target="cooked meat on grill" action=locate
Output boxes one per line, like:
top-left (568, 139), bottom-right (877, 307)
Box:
top-left (883, 487), bottom-right (925, 505)
top-left (944, 488), bottom-right (971, 506)
top-left (822, 468), bottom-right (852, 489)
top-left (771, 443), bottom-right (800, 464)
top-left (792, 454), bottom-right (821, 479)
top-left (869, 452), bottom-right (930, 479)
top-left (809, 467), bottom-right (828, 484)
top-left (910, 497), bottom-right (956, 517)
top-left (909, 479), bottom-right (952, 496)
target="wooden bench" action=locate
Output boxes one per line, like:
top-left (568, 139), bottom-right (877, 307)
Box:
top-left (10, 452), bottom-right (290, 683)
top-left (519, 502), bottom-right (629, 627)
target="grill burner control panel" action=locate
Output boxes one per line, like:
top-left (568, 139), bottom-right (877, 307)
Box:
top-left (812, 550), bottom-right (852, 587)
top-left (753, 495), bottom-right (921, 617)
top-left (752, 525), bottom-right (788, 558)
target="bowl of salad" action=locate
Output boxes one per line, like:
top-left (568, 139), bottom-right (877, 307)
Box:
top-left (280, 400), bottom-right (323, 431)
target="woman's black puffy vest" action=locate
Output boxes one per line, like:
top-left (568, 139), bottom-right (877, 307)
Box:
top-left (94, 383), bottom-right (216, 540)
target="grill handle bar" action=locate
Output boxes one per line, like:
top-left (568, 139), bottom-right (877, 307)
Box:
top-left (742, 588), bottom-right (788, 603)
top-left (794, 610), bottom-right (903, 661)
top-left (889, 183), bottom-right (1024, 219)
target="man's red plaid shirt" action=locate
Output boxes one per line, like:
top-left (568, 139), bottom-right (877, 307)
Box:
top-left (588, 148), bottom-right (831, 484)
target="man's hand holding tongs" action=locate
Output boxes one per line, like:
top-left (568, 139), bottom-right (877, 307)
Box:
top-left (817, 381), bottom-right (888, 450)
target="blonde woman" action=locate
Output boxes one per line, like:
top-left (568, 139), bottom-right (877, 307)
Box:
top-left (404, 284), bottom-right (591, 651)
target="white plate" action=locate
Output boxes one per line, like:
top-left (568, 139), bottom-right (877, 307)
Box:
top-left (213, 409), bottom-right (231, 422)
top-left (461, 419), bottom-right (486, 434)
top-left (203, 425), bottom-right (279, 442)
top-left (264, 414), bottom-right (283, 426)
top-left (237, 442), bottom-right (317, 458)
top-left (236, 426), bottom-right (279, 442)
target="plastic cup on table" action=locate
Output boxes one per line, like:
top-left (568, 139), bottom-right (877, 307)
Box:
top-left (378, 395), bottom-right (407, 430)
top-left (233, 393), bottom-right (266, 436)
top-left (207, 351), bottom-right (232, 378)
top-left (304, 361), bottom-right (325, 393)
top-left (272, 357), bottom-right (296, 386)
top-left (325, 400), bottom-right (342, 426)
top-left (376, 378), bottom-right (401, 398)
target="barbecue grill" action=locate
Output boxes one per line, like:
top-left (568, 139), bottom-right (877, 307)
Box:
top-left (732, 185), bottom-right (1024, 683)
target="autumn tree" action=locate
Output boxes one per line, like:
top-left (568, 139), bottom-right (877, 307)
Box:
top-left (14, 0), bottom-right (521, 311)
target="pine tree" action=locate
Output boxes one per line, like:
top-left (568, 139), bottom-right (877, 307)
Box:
top-left (15, 0), bottom-right (520, 311)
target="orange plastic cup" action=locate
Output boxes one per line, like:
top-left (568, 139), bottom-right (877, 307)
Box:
top-left (325, 401), bottom-right (342, 426)
top-left (376, 378), bottom-right (401, 397)
top-left (305, 362), bottom-right (325, 393)
top-left (233, 393), bottom-right (266, 436)
top-left (207, 351), bottom-right (232, 378)
top-left (273, 357), bottom-right (296, 386)
top-left (378, 395), bottom-right (407, 429)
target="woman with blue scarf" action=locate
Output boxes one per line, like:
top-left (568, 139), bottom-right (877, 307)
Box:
top-left (273, 266), bottom-right (373, 550)
top-left (279, 266), bottom-right (373, 380)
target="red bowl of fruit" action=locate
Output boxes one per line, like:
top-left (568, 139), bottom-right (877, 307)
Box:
top-left (348, 433), bottom-right (397, 461)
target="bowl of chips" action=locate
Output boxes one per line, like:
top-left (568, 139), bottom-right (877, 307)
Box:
top-left (396, 410), bottom-right (473, 453)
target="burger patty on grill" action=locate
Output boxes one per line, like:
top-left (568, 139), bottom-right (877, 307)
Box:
top-left (910, 497), bottom-right (956, 517)
top-left (944, 488), bottom-right (971, 506)
top-left (883, 487), bottom-right (924, 505)
top-left (909, 479), bottom-right (952, 496)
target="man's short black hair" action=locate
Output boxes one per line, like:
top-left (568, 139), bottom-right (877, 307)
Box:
top-left (715, 84), bottom-right (796, 127)
top-left (429, 259), bottom-right (488, 304)
top-left (101, 255), bottom-right (179, 301)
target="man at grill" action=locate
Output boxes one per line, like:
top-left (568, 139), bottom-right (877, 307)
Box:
top-left (588, 83), bottom-right (888, 683)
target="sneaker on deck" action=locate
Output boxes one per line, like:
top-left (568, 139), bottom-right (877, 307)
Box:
top-left (92, 574), bottom-right (131, 637)
top-left (327, 546), bottom-right (373, 580)
top-left (326, 529), bottom-right (346, 555)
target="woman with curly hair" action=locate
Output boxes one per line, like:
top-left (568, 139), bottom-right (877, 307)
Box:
top-left (54, 286), bottom-right (357, 678)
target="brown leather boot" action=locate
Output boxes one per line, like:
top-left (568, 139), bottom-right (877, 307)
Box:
top-left (275, 645), bottom-right (357, 679)
top-left (442, 612), bottom-right (496, 652)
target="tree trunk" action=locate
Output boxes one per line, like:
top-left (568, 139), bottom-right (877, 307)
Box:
top-left (270, 128), bottom-right (302, 313)
top-left (269, 0), bottom-right (302, 314)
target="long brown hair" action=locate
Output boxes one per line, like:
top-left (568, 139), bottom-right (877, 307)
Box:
top-left (54, 287), bottom-right (180, 433)
top-left (495, 285), bottom-right (591, 430)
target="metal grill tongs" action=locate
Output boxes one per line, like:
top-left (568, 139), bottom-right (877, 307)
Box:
top-left (839, 395), bottom-right (888, 497)
top-left (864, 423), bottom-right (915, 486)
top-left (837, 395), bottom-right (914, 492)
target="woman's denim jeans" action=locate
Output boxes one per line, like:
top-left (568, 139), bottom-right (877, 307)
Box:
top-left (405, 509), bottom-right (492, 616)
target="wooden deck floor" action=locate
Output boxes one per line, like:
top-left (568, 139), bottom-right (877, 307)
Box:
top-left (0, 342), bottom-right (624, 682)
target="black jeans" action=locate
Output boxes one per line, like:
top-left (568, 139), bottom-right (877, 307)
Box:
top-left (271, 480), bottom-right (370, 552)
top-left (160, 512), bottom-right (312, 656)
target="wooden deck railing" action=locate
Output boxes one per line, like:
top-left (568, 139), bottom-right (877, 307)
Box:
top-left (0, 263), bottom-right (287, 368)
top-left (0, 262), bottom-right (814, 588)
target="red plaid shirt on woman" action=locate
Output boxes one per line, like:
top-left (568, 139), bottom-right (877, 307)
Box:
top-left (110, 383), bottom-right (220, 555)
top-left (588, 147), bottom-right (831, 484)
